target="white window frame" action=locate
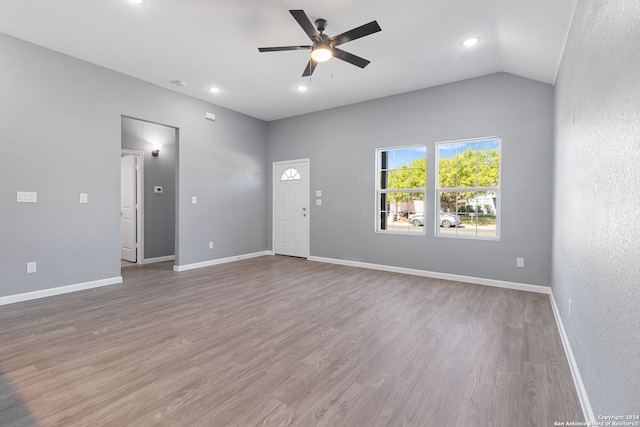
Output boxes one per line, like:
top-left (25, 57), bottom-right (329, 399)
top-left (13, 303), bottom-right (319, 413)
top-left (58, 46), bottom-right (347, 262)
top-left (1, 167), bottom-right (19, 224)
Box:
top-left (435, 137), bottom-right (501, 240)
top-left (375, 144), bottom-right (427, 235)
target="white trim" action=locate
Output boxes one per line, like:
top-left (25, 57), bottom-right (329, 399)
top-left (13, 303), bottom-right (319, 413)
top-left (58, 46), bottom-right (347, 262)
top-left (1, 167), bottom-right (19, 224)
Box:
top-left (173, 251), bottom-right (272, 272)
top-left (308, 256), bottom-right (551, 294)
top-left (549, 292), bottom-right (595, 422)
top-left (121, 149), bottom-right (144, 264)
top-left (272, 158), bottom-right (310, 258)
top-left (142, 255), bottom-right (175, 264)
top-left (0, 277), bottom-right (122, 307)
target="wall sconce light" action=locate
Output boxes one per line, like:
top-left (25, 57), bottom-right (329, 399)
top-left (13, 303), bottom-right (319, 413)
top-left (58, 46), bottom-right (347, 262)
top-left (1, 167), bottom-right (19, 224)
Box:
top-left (151, 145), bottom-right (161, 157)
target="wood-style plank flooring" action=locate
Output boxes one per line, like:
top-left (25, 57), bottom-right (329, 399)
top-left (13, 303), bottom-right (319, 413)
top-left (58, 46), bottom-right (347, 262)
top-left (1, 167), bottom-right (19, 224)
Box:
top-left (0, 256), bottom-right (583, 426)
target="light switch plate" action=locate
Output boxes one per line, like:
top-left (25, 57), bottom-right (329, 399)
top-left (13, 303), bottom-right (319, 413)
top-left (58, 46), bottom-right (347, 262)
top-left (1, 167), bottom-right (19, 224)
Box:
top-left (316, 190), bottom-right (322, 197)
top-left (17, 191), bottom-right (37, 203)
top-left (80, 193), bottom-right (88, 203)
top-left (192, 196), bottom-right (197, 204)
top-left (27, 262), bottom-right (37, 274)
top-left (316, 199), bottom-right (322, 206)
top-left (154, 186), bottom-right (163, 194)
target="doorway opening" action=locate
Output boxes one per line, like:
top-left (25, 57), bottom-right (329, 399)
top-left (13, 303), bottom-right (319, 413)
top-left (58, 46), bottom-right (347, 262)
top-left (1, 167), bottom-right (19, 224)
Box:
top-left (121, 116), bottom-right (178, 267)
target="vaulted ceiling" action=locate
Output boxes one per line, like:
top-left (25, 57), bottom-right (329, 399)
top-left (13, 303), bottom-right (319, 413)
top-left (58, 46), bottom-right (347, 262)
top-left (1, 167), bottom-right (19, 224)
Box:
top-left (0, 0), bottom-right (577, 121)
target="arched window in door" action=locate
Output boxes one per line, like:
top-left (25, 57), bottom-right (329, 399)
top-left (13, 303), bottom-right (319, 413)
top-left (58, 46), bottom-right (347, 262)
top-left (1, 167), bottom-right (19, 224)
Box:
top-left (281, 168), bottom-right (301, 181)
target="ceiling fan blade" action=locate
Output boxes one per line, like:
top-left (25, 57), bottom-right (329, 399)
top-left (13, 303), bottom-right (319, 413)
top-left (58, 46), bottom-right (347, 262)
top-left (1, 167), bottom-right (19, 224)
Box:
top-left (258, 45), bottom-right (311, 52)
top-left (331, 47), bottom-right (371, 68)
top-left (329, 21), bottom-right (381, 47)
top-left (290, 10), bottom-right (320, 42)
top-left (302, 59), bottom-right (318, 77)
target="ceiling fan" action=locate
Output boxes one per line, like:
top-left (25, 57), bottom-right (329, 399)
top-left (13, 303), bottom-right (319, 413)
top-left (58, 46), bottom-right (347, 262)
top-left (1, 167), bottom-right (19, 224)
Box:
top-left (258, 10), bottom-right (382, 77)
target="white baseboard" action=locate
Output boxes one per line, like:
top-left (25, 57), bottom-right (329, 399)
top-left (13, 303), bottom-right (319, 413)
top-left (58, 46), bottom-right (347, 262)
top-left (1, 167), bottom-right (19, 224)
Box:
top-left (308, 256), bottom-right (551, 294)
top-left (0, 276), bottom-right (122, 307)
top-left (549, 292), bottom-right (595, 422)
top-left (142, 255), bottom-right (175, 264)
top-left (173, 250), bottom-right (272, 272)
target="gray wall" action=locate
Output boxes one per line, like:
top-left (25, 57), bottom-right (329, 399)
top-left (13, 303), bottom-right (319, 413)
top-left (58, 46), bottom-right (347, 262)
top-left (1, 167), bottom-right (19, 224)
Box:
top-left (0, 33), bottom-right (268, 298)
top-left (268, 72), bottom-right (555, 285)
top-left (552, 0), bottom-right (640, 415)
top-left (121, 117), bottom-right (176, 260)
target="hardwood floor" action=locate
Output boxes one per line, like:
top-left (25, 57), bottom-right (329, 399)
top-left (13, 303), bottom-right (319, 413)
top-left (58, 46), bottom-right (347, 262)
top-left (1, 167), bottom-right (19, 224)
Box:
top-left (0, 256), bottom-right (583, 426)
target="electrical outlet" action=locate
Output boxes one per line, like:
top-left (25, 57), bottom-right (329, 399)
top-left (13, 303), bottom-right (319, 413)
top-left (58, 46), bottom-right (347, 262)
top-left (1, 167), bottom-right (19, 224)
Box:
top-left (516, 257), bottom-right (525, 268)
top-left (26, 262), bottom-right (37, 274)
top-left (209, 241), bottom-right (214, 249)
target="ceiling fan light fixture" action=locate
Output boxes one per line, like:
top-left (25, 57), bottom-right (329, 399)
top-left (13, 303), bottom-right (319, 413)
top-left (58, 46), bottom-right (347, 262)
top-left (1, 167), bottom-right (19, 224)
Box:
top-left (311, 43), bottom-right (332, 63)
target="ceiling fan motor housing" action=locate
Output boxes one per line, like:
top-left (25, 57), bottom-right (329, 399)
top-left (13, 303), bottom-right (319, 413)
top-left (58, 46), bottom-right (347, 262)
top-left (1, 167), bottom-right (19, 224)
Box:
top-left (315, 18), bottom-right (327, 32)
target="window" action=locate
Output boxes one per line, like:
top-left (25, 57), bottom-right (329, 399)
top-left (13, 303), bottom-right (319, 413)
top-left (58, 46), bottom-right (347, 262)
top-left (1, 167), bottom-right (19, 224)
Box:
top-left (436, 137), bottom-right (501, 239)
top-left (376, 145), bottom-right (427, 234)
top-left (281, 168), bottom-right (301, 181)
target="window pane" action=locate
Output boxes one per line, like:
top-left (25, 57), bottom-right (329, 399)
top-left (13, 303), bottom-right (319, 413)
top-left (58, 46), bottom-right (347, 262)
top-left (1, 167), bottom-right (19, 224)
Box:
top-left (457, 192), bottom-right (477, 233)
top-left (438, 190), bottom-right (498, 238)
top-left (438, 144), bottom-right (457, 162)
top-left (439, 167), bottom-right (456, 188)
top-left (457, 142), bottom-right (478, 165)
top-left (385, 167), bottom-right (425, 189)
top-left (478, 163), bottom-right (499, 187)
top-left (386, 170), bottom-right (406, 189)
top-left (410, 146), bottom-right (427, 163)
top-left (457, 165), bottom-right (477, 187)
top-left (478, 139), bottom-right (500, 164)
top-left (281, 168), bottom-right (301, 181)
top-left (389, 148), bottom-right (411, 169)
top-left (477, 190), bottom-right (497, 237)
top-left (411, 168), bottom-right (427, 188)
top-left (439, 191), bottom-right (457, 215)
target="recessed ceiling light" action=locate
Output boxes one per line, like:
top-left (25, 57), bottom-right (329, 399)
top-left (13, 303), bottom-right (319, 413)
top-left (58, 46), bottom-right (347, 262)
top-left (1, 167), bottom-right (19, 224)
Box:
top-left (462, 37), bottom-right (480, 47)
top-left (296, 85), bottom-right (308, 92)
top-left (209, 87), bottom-right (221, 94)
top-left (128, 0), bottom-right (145, 4)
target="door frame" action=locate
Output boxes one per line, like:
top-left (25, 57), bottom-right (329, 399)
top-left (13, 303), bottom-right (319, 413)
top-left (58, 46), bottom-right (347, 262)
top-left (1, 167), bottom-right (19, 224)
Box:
top-left (272, 158), bottom-right (310, 258)
top-left (121, 149), bottom-right (144, 264)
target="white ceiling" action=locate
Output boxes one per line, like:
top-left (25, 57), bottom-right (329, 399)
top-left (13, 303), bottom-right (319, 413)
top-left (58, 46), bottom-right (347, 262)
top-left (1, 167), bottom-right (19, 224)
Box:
top-left (0, 0), bottom-right (577, 121)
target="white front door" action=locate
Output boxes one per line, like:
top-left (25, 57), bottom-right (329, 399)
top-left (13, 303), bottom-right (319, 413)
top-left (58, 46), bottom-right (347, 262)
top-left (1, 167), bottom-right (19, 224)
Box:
top-left (121, 155), bottom-right (137, 262)
top-left (273, 159), bottom-right (309, 258)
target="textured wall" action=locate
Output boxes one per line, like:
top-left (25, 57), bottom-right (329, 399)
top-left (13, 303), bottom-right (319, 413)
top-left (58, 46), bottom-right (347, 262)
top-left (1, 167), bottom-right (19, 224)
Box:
top-left (268, 73), bottom-right (555, 285)
top-left (0, 33), bottom-right (268, 297)
top-left (553, 0), bottom-right (640, 415)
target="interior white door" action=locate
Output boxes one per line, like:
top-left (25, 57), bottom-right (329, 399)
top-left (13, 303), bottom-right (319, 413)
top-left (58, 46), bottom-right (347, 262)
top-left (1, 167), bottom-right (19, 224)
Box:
top-left (121, 155), bottom-right (137, 262)
top-left (274, 160), bottom-right (309, 258)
